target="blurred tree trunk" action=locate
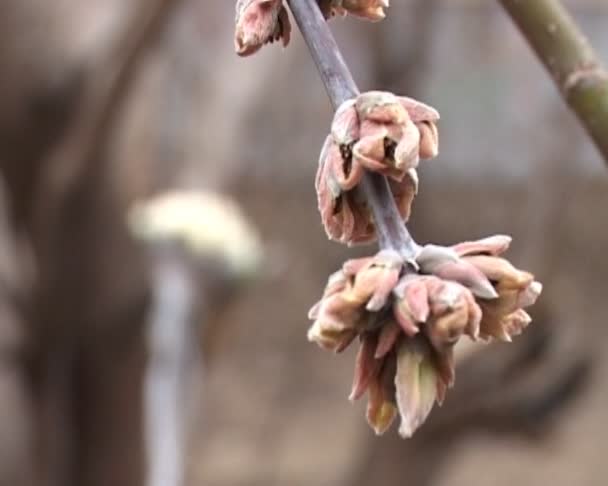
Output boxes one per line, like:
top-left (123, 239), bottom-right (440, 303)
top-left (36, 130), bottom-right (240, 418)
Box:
top-left (0, 1), bottom-right (179, 484)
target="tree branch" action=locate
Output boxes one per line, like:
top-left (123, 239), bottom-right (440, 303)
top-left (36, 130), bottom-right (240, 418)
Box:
top-left (499, 0), bottom-right (608, 164)
top-left (287, 0), bottom-right (419, 258)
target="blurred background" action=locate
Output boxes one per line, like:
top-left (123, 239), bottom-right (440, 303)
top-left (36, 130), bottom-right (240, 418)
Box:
top-left (0, 0), bottom-right (606, 485)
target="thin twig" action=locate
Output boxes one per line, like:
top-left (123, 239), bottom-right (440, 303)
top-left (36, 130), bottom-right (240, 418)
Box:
top-left (499, 0), bottom-right (608, 164)
top-left (287, 0), bottom-right (419, 258)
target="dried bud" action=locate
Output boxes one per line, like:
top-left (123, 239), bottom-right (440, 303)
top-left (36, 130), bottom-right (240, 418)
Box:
top-left (354, 91), bottom-right (421, 176)
top-left (234, 0), bottom-right (291, 56)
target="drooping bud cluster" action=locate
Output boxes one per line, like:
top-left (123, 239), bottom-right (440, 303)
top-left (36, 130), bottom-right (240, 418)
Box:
top-left (233, 0), bottom-right (544, 440)
top-left (307, 235), bottom-right (542, 437)
top-left (316, 91), bottom-right (439, 244)
top-left (234, 0), bottom-right (389, 56)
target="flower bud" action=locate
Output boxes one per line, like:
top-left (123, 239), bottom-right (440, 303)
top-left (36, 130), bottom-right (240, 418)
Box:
top-left (425, 281), bottom-right (475, 351)
top-left (350, 332), bottom-right (382, 401)
top-left (463, 254), bottom-right (541, 341)
top-left (234, 0), bottom-right (291, 56)
top-left (366, 350), bottom-right (398, 435)
top-left (416, 244), bottom-right (498, 299)
top-left (316, 93), bottom-right (439, 245)
top-left (395, 337), bottom-right (440, 438)
top-left (308, 251), bottom-right (404, 352)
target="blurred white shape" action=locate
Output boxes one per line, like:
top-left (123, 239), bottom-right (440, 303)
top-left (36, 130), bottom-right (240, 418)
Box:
top-left (129, 190), bottom-right (263, 278)
top-left (129, 189), bottom-right (263, 486)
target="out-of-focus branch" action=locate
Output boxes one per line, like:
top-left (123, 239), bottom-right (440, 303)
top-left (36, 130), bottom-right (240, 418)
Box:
top-left (145, 246), bottom-right (202, 486)
top-left (499, 0), bottom-right (608, 164)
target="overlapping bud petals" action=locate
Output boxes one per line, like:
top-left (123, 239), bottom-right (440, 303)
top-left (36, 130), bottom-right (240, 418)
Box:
top-left (392, 274), bottom-right (480, 404)
top-left (307, 250), bottom-right (402, 352)
top-left (318, 0), bottom-right (390, 21)
top-left (416, 235), bottom-right (543, 342)
top-left (365, 348), bottom-right (398, 435)
top-left (234, 0), bottom-right (291, 56)
top-left (234, 0), bottom-right (388, 57)
top-left (394, 337), bottom-right (440, 438)
top-left (308, 235), bottom-right (542, 438)
top-left (316, 92), bottom-right (438, 244)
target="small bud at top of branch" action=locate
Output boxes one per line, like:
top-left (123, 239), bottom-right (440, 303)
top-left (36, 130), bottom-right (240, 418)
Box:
top-left (235, 0), bottom-right (391, 57)
top-left (235, 0), bottom-right (291, 56)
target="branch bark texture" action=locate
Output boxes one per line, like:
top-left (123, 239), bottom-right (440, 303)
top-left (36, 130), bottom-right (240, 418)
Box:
top-left (287, 0), bottom-right (419, 258)
top-left (500, 0), bottom-right (608, 163)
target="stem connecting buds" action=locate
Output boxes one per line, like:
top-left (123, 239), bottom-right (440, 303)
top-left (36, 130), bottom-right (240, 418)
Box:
top-left (307, 236), bottom-right (542, 437)
top-left (316, 91), bottom-right (439, 244)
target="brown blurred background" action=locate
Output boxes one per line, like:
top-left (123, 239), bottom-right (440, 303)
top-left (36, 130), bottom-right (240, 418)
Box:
top-left (0, 1), bottom-right (606, 485)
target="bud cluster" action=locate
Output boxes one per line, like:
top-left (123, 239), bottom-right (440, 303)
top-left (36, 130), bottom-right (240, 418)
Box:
top-left (235, 0), bottom-right (389, 56)
top-left (316, 91), bottom-right (439, 244)
top-left (308, 236), bottom-right (542, 437)
top-left (234, 0), bottom-right (544, 439)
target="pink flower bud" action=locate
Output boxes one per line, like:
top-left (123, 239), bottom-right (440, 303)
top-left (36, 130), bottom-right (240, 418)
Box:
top-left (234, 0), bottom-right (291, 56)
top-left (315, 93), bottom-right (438, 245)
